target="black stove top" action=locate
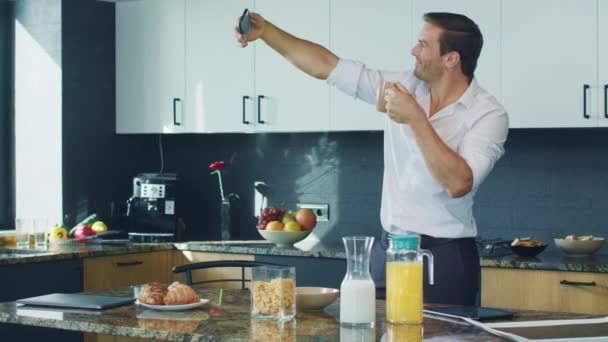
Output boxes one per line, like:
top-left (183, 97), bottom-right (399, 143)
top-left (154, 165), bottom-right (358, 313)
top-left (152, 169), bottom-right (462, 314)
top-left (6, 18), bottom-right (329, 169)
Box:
top-left (477, 238), bottom-right (513, 257)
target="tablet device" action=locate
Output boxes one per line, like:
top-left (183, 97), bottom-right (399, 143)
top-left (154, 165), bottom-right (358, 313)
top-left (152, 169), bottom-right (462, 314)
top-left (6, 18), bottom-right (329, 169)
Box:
top-left (17, 293), bottom-right (135, 310)
top-left (426, 306), bottom-right (514, 321)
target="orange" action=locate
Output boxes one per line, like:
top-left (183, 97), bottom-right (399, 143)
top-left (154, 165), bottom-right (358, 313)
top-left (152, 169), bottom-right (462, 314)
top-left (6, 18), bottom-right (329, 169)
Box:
top-left (266, 220), bottom-right (284, 231)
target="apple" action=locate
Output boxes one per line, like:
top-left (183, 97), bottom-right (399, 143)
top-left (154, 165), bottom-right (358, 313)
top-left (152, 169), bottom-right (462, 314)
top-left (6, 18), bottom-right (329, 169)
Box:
top-left (284, 221), bottom-right (302, 232)
top-left (295, 208), bottom-right (317, 230)
top-left (73, 224), bottom-right (95, 239)
top-left (281, 212), bottom-right (296, 224)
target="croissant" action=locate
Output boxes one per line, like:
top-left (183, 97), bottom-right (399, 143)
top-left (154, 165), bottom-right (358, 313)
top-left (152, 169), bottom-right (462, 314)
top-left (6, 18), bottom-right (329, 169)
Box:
top-left (138, 282), bottom-right (168, 305)
top-left (163, 283), bottom-right (200, 305)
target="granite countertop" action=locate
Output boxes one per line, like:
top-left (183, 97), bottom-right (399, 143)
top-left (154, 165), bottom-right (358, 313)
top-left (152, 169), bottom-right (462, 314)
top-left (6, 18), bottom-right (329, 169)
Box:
top-left (0, 286), bottom-right (593, 341)
top-left (3, 240), bottom-right (608, 273)
top-left (480, 253), bottom-right (608, 273)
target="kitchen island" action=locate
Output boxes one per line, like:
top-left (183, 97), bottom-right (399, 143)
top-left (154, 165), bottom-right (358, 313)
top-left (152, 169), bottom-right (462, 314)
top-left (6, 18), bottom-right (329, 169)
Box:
top-left (0, 286), bottom-right (594, 341)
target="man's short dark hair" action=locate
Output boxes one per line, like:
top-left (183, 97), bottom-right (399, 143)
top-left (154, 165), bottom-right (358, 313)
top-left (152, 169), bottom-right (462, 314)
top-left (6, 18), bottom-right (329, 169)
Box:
top-left (423, 12), bottom-right (483, 81)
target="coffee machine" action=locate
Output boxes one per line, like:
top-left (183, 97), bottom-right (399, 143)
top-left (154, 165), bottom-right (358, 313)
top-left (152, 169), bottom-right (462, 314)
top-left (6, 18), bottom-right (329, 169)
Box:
top-left (126, 173), bottom-right (178, 243)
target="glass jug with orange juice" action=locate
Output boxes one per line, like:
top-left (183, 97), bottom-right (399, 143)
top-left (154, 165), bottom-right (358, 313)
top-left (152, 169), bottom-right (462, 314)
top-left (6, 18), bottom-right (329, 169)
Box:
top-left (386, 234), bottom-right (434, 324)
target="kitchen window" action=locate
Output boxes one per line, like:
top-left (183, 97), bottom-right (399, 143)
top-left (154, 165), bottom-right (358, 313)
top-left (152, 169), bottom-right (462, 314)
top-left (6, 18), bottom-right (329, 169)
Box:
top-left (0, 1), bottom-right (14, 230)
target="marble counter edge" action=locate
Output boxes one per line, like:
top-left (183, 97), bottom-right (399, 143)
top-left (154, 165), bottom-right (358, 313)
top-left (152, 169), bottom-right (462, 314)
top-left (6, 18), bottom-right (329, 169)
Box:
top-left (174, 242), bottom-right (347, 259)
top-left (481, 256), bottom-right (608, 273)
top-left (0, 311), bottom-right (214, 342)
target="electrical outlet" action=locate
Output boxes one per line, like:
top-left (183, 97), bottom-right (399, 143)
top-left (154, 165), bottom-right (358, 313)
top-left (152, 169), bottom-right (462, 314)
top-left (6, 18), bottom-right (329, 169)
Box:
top-left (296, 203), bottom-right (329, 222)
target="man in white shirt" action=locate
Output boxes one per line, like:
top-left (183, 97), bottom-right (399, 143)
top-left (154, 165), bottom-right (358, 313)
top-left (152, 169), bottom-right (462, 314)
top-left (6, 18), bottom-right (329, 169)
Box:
top-left (236, 12), bottom-right (508, 305)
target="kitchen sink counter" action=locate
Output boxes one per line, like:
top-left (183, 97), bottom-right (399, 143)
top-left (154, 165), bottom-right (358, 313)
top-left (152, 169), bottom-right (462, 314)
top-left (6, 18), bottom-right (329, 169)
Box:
top-left (0, 286), bottom-right (595, 341)
top-left (481, 252), bottom-right (608, 273)
top-left (4, 239), bottom-right (608, 273)
top-left (0, 242), bottom-right (175, 265)
top-left (174, 240), bottom-right (346, 259)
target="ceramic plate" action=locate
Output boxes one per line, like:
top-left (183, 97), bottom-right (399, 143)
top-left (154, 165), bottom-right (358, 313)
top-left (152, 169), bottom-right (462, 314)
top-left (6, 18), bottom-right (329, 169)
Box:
top-left (135, 299), bottom-right (209, 311)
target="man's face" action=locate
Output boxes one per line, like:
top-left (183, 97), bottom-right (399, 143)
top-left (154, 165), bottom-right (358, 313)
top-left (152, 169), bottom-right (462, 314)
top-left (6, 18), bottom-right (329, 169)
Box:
top-left (411, 23), bottom-right (445, 82)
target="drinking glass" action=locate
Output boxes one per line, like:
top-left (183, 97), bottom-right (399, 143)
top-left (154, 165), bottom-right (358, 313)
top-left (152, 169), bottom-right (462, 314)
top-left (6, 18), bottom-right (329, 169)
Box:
top-left (15, 218), bottom-right (32, 248)
top-left (33, 218), bottom-right (49, 248)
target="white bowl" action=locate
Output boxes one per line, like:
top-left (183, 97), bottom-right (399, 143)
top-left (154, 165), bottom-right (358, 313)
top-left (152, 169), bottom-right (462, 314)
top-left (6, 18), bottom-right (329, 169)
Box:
top-left (296, 287), bottom-right (339, 310)
top-left (257, 230), bottom-right (312, 248)
top-left (554, 237), bottom-right (605, 257)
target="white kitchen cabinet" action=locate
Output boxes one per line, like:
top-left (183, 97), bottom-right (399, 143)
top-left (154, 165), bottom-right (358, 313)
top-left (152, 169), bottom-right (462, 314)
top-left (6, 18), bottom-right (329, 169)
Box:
top-left (412, 0), bottom-right (501, 102)
top-left (329, 0), bottom-right (412, 131)
top-left (254, 0), bottom-right (331, 132)
top-left (599, 0), bottom-right (608, 128)
top-left (185, 0), bottom-right (255, 133)
top-left (116, 0), bottom-right (187, 134)
top-left (502, 0), bottom-right (598, 128)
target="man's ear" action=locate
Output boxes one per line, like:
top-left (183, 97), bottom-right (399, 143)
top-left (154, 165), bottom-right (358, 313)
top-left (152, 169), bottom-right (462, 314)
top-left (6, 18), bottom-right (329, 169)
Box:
top-left (444, 51), bottom-right (461, 69)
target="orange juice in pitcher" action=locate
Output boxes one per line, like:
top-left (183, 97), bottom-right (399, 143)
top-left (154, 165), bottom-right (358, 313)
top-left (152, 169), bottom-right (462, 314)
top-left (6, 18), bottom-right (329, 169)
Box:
top-left (386, 234), bottom-right (433, 324)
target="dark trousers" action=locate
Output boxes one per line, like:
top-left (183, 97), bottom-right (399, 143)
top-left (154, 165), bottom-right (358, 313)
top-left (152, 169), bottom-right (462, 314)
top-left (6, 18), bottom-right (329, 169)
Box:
top-left (371, 232), bottom-right (480, 305)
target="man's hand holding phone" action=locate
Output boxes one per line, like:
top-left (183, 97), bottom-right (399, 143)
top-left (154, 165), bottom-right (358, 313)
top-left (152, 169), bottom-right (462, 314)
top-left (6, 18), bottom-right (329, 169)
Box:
top-left (234, 9), bottom-right (265, 48)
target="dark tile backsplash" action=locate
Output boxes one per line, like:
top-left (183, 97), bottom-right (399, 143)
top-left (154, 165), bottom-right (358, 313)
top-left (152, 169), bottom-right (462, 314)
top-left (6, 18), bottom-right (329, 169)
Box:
top-left (59, 0), bottom-right (608, 251)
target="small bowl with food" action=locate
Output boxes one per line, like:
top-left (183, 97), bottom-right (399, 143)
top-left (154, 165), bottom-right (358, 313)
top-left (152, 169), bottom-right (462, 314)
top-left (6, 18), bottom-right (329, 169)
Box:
top-left (510, 237), bottom-right (548, 257)
top-left (554, 235), bottom-right (604, 257)
top-left (256, 207), bottom-right (317, 248)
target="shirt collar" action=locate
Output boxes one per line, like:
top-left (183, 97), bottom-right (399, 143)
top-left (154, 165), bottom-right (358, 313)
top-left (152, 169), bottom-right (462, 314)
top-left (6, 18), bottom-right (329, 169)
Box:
top-left (457, 77), bottom-right (478, 110)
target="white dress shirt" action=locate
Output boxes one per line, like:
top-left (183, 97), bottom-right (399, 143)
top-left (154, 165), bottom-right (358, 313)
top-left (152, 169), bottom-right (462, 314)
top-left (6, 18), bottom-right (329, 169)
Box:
top-left (327, 59), bottom-right (509, 238)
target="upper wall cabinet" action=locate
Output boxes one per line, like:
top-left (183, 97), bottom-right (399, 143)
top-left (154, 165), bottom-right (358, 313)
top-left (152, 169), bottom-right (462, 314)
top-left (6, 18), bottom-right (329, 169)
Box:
top-left (254, 0), bottom-right (330, 132)
top-left (185, 0), bottom-right (255, 133)
top-left (330, 0), bottom-right (412, 131)
top-left (116, 0), bottom-right (187, 133)
top-left (412, 0), bottom-right (501, 101)
top-left (599, 1), bottom-right (608, 128)
top-left (502, 0), bottom-right (598, 128)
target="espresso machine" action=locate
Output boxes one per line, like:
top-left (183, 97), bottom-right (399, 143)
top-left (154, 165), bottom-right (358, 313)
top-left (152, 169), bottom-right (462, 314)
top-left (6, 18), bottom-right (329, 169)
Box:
top-left (126, 173), bottom-right (178, 243)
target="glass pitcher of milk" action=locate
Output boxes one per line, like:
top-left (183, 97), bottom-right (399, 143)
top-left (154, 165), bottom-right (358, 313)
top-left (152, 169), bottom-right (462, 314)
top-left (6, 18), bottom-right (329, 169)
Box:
top-left (340, 236), bottom-right (376, 328)
top-left (386, 234), bottom-right (434, 324)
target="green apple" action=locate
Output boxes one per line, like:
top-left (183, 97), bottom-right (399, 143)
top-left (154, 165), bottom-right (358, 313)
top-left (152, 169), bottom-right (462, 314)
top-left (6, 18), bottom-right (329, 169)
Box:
top-left (281, 212), bottom-right (296, 224)
top-left (284, 221), bottom-right (302, 232)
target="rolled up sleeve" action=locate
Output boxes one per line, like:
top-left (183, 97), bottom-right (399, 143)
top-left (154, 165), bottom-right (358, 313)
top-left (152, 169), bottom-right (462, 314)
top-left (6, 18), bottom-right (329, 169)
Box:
top-left (458, 108), bottom-right (509, 190)
top-left (327, 58), bottom-right (409, 105)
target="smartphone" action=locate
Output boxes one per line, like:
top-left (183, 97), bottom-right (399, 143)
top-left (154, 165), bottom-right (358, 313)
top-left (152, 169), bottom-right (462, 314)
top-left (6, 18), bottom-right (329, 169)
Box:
top-left (239, 9), bottom-right (252, 38)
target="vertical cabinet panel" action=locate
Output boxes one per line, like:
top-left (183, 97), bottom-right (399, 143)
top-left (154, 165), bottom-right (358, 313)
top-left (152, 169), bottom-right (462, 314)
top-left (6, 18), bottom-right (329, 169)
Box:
top-left (599, 0), bottom-right (608, 127)
top-left (116, 0), bottom-right (186, 134)
top-left (501, 0), bottom-right (597, 128)
top-left (412, 0), bottom-right (501, 101)
top-left (330, 0), bottom-right (412, 131)
top-left (254, 0), bottom-right (331, 132)
top-left (185, 0), bottom-right (255, 133)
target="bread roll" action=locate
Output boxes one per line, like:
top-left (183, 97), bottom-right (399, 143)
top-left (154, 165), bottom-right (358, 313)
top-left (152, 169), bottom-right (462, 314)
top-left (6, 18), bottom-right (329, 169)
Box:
top-left (164, 283), bottom-right (200, 305)
top-left (138, 282), bottom-right (168, 305)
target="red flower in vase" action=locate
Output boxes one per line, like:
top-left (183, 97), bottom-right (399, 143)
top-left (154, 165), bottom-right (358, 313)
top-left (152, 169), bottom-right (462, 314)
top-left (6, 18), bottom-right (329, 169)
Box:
top-left (209, 161), bottom-right (239, 203)
top-left (209, 161), bottom-right (225, 171)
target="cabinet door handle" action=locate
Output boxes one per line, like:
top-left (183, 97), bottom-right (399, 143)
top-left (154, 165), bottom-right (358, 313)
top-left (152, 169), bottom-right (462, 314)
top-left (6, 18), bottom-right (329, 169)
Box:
top-left (116, 261), bottom-right (143, 267)
top-left (604, 84), bottom-right (608, 119)
top-left (242, 95), bottom-right (250, 124)
top-left (257, 95), bottom-right (265, 124)
top-left (173, 98), bottom-right (181, 126)
top-left (583, 84), bottom-right (590, 119)
top-left (560, 280), bottom-right (596, 286)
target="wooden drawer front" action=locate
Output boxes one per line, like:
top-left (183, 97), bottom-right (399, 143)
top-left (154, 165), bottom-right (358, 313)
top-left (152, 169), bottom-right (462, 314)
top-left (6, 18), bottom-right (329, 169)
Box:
top-left (84, 251), bottom-right (172, 291)
top-left (172, 251), bottom-right (254, 289)
top-left (482, 268), bottom-right (608, 314)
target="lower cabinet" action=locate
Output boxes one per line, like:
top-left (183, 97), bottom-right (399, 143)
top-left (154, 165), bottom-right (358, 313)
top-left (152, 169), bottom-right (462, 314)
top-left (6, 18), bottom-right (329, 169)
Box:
top-left (482, 267), bottom-right (608, 314)
top-left (83, 251), bottom-right (175, 292)
top-left (0, 259), bottom-right (84, 342)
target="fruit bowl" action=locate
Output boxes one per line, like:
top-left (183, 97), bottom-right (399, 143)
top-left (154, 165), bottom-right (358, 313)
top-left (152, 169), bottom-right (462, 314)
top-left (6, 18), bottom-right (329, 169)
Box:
top-left (554, 237), bottom-right (604, 257)
top-left (296, 287), bottom-right (339, 311)
top-left (257, 230), bottom-right (312, 248)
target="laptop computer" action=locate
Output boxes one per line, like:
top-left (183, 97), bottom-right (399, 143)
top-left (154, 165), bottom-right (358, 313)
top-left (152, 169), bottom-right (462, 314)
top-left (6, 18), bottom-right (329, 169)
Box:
top-left (17, 293), bottom-right (135, 310)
